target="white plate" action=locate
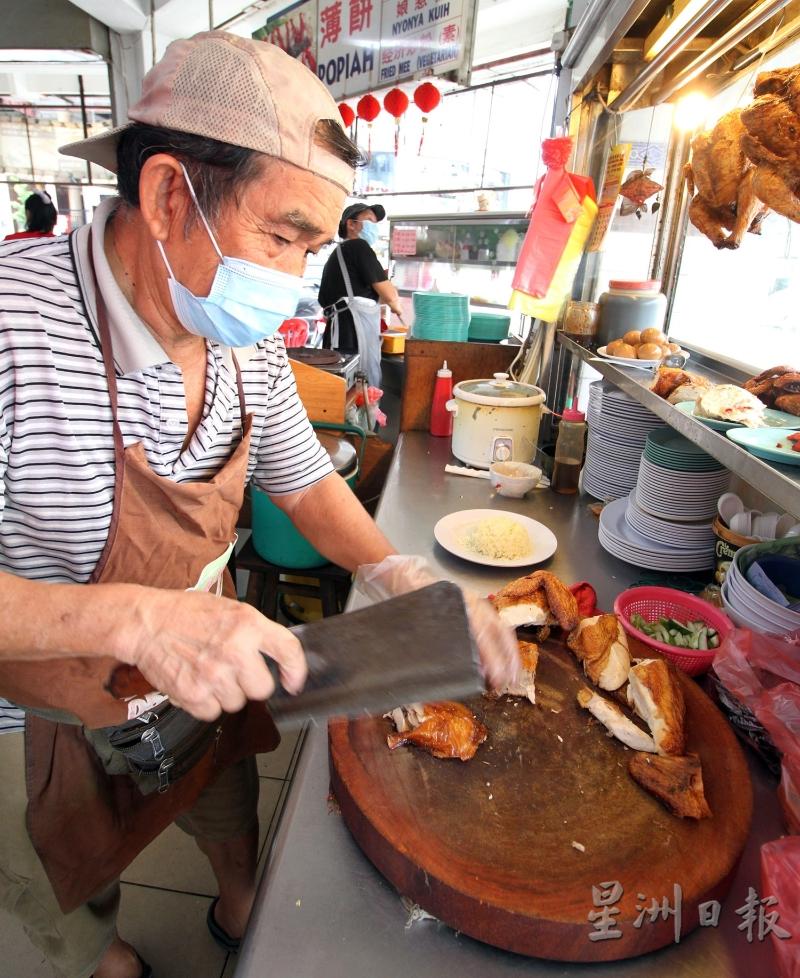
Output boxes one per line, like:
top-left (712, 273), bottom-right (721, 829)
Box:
top-left (595, 347), bottom-right (690, 369)
top-left (433, 509), bottom-right (557, 567)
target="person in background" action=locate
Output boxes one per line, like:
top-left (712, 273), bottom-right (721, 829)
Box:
top-left (3, 190), bottom-right (58, 240)
top-left (318, 203), bottom-right (404, 386)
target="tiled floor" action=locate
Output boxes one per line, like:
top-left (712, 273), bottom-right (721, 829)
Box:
top-left (0, 727), bottom-right (305, 978)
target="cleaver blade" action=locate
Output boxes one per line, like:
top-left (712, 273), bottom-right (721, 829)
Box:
top-left (269, 581), bottom-right (483, 727)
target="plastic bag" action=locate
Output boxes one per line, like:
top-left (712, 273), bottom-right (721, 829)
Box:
top-left (713, 628), bottom-right (800, 832)
top-left (761, 837), bottom-right (800, 978)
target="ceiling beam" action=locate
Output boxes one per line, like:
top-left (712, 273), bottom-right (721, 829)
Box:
top-left (67, 0), bottom-right (148, 33)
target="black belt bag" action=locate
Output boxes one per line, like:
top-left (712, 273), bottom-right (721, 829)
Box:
top-left (103, 702), bottom-right (219, 794)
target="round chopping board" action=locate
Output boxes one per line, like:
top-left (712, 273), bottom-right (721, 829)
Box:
top-left (328, 637), bottom-right (753, 962)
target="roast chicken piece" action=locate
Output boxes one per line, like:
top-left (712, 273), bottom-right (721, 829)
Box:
top-left (628, 752), bottom-right (712, 819)
top-left (650, 367), bottom-right (712, 402)
top-left (567, 614), bottom-right (630, 691)
top-left (490, 640), bottom-right (539, 704)
top-left (744, 365), bottom-right (800, 415)
top-left (684, 109), bottom-right (769, 249)
top-left (577, 685), bottom-right (656, 753)
top-left (490, 570), bottom-right (580, 637)
top-left (386, 701), bottom-right (488, 761)
top-left (627, 659), bottom-right (686, 756)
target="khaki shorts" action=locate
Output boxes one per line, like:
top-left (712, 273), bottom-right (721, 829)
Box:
top-left (0, 727), bottom-right (260, 978)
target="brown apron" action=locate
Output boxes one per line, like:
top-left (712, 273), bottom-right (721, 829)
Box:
top-left (0, 259), bottom-right (278, 913)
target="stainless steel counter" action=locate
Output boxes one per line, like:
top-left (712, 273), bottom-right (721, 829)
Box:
top-left (236, 433), bottom-right (783, 978)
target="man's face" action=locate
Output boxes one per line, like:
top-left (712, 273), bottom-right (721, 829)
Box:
top-left (168, 158), bottom-right (345, 297)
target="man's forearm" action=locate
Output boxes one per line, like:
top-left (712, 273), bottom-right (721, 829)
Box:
top-left (272, 472), bottom-right (394, 572)
top-left (0, 571), bottom-right (143, 661)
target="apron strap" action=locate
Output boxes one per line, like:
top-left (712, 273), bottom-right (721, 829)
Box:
top-left (230, 351), bottom-right (247, 431)
top-left (335, 245), bottom-right (355, 301)
top-left (86, 229), bottom-right (126, 585)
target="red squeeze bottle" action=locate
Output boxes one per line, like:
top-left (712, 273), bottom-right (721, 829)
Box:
top-left (430, 360), bottom-right (453, 437)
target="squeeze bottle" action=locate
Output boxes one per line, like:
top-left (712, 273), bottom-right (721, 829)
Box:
top-left (429, 361), bottom-right (453, 437)
top-left (551, 406), bottom-right (586, 494)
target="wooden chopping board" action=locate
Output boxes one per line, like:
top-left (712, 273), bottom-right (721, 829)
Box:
top-left (328, 637), bottom-right (753, 962)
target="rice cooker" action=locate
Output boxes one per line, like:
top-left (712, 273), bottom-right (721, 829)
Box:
top-left (445, 373), bottom-right (546, 469)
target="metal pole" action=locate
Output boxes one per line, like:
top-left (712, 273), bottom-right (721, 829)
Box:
top-left (150, 0), bottom-right (157, 67)
top-left (78, 74), bottom-right (91, 185)
top-left (658, 0), bottom-right (794, 103)
top-left (611, 0), bottom-right (736, 113)
top-left (561, 0), bottom-right (614, 69)
top-left (209, 0), bottom-right (214, 29)
top-left (23, 114), bottom-right (35, 184)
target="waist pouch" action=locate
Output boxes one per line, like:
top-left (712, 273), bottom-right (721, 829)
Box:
top-left (102, 703), bottom-right (220, 794)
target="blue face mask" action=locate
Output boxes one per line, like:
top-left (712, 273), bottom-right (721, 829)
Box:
top-left (358, 220), bottom-right (380, 246)
top-left (158, 165), bottom-right (303, 347)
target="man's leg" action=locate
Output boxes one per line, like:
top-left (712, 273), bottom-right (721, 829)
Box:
top-left (175, 757), bottom-right (260, 939)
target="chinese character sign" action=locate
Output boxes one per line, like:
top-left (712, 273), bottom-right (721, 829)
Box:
top-left (254, 0), bottom-right (476, 101)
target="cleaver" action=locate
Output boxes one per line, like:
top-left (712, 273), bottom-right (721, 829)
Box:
top-left (266, 581), bottom-right (483, 727)
top-left (108, 582), bottom-right (483, 726)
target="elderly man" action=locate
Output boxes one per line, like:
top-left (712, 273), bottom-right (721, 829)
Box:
top-left (0, 31), bottom-right (517, 978)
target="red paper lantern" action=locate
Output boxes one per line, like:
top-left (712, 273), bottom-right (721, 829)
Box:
top-left (413, 82), bottom-right (441, 114)
top-left (413, 82), bottom-right (441, 154)
top-left (383, 88), bottom-right (409, 156)
top-left (356, 93), bottom-right (381, 158)
top-left (338, 103), bottom-right (355, 128)
top-left (356, 94), bottom-right (381, 123)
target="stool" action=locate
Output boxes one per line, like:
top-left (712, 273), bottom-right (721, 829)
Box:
top-left (236, 535), bottom-right (352, 620)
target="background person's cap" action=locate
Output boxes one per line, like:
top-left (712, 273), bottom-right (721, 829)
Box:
top-left (338, 202), bottom-right (386, 238)
top-left (59, 31), bottom-right (354, 194)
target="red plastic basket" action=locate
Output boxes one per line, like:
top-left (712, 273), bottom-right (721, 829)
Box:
top-left (613, 586), bottom-right (734, 677)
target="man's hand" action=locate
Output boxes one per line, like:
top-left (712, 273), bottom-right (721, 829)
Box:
top-left (117, 588), bottom-right (307, 721)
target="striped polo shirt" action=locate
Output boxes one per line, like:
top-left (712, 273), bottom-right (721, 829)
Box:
top-left (0, 197), bottom-right (333, 733)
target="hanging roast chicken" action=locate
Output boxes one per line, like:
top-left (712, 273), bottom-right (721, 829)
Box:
top-left (684, 66), bottom-right (800, 248)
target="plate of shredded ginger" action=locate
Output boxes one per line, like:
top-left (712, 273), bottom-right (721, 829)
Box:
top-left (434, 509), bottom-right (557, 567)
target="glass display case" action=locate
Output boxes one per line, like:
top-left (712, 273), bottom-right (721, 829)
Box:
top-left (388, 212), bottom-right (529, 333)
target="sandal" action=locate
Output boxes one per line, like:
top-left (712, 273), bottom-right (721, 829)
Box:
top-left (206, 897), bottom-right (241, 953)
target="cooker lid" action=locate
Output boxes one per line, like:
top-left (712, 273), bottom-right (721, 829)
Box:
top-left (454, 373), bottom-right (546, 407)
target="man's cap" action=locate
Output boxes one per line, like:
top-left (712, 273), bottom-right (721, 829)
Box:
top-left (59, 31), bottom-right (354, 194)
top-left (338, 202), bottom-right (386, 238)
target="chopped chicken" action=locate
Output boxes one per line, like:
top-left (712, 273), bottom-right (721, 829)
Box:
top-left (492, 640), bottom-right (539, 705)
top-left (627, 659), bottom-right (686, 756)
top-left (667, 382), bottom-right (715, 406)
top-left (383, 703), bottom-right (427, 734)
top-left (491, 571), bottom-right (580, 635)
top-left (695, 384), bottom-right (766, 426)
top-left (567, 614), bottom-right (630, 691)
top-left (744, 365), bottom-right (800, 416)
top-left (386, 701), bottom-right (488, 761)
top-left (576, 685), bottom-right (657, 753)
top-left (628, 753), bottom-right (712, 819)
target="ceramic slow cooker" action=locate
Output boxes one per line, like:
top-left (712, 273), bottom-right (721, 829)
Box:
top-left (446, 373), bottom-right (546, 469)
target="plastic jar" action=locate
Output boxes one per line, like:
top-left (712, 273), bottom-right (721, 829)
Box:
top-left (551, 407), bottom-right (586, 495)
top-left (596, 280), bottom-right (667, 349)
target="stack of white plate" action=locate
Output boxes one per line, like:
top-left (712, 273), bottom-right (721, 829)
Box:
top-left (721, 545), bottom-right (800, 636)
top-left (625, 496), bottom-right (716, 548)
top-left (583, 383), bottom-right (666, 500)
top-left (635, 456), bottom-right (731, 522)
top-left (599, 497), bottom-right (716, 572)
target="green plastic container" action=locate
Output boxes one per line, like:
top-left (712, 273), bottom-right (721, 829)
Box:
top-left (251, 423), bottom-right (364, 569)
top-left (468, 311), bottom-right (511, 342)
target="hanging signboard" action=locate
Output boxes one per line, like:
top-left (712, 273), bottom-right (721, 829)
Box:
top-left (586, 143), bottom-right (632, 253)
top-left (253, 0), bottom-right (477, 100)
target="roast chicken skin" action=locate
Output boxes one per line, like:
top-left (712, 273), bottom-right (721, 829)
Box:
top-left (490, 570), bottom-right (580, 635)
top-left (628, 752), bottom-right (712, 820)
top-left (744, 365), bottom-right (800, 416)
top-left (386, 701), bottom-right (488, 761)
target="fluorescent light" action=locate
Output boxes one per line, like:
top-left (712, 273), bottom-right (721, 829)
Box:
top-left (645, 0), bottom-right (710, 61)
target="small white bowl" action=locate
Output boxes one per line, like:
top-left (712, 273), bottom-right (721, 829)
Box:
top-left (489, 461), bottom-right (542, 498)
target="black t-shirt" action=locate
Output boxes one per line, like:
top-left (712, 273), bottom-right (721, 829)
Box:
top-left (318, 238), bottom-right (387, 352)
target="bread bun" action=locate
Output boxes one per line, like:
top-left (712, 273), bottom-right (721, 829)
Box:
top-left (623, 330), bottom-right (642, 346)
top-left (616, 343), bottom-right (638, 359)
top-left (659, 344), bottom-right (671, 358)
top-left (667, 342), bottom-right (681, 353)
top-left (638, 342), bottom-right (664, 359)
top-left (641, 327), bottom-right (667, 345)
top-left (606, 339), bottom-right (623, 354)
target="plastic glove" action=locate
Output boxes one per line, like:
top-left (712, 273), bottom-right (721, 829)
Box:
top-left (353, 554), bottom-right (520, 691)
